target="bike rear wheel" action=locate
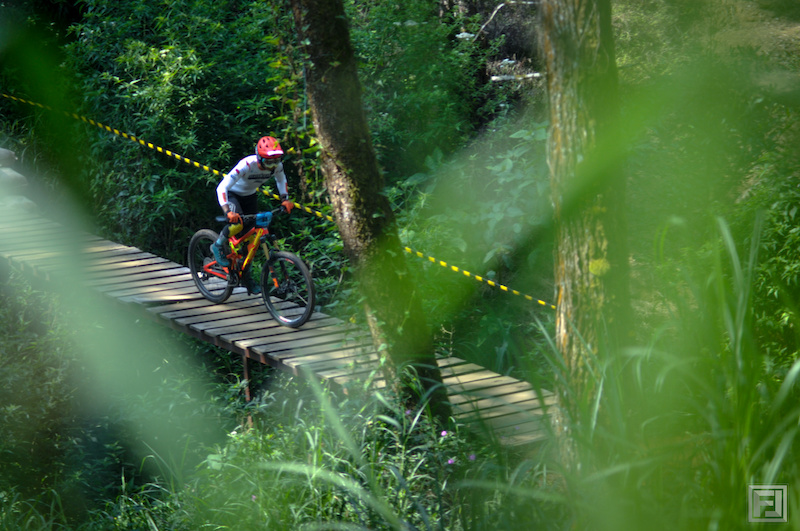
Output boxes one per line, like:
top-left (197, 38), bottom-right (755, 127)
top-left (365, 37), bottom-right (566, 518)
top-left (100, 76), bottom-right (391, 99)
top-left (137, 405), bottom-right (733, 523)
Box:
top-left (261, 251), bottom-right (315, 328)
top-left (188, 229), bottom-right (235, 303)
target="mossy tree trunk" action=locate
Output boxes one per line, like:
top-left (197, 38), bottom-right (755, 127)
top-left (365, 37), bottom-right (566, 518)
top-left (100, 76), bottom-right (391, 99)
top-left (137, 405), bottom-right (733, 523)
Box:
top-left (540, 0), bottom-right (631, 469)
top-left (290, 0), bottom-right (449, 421)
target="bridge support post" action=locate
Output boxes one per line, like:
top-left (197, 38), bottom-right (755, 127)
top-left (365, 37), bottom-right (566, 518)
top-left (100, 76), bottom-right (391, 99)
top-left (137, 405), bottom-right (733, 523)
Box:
top-left (242, 353), bottom-right (253, 428)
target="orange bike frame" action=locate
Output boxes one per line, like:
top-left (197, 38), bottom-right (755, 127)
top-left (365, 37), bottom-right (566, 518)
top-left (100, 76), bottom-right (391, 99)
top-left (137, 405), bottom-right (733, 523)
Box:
top-left (203, 225), bottom-right (269, 280)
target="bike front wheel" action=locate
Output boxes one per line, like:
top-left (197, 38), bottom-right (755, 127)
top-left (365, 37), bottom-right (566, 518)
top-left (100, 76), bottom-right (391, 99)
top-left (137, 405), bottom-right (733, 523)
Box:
top-left (261, 251), bottom-right (315, 328)
top-left (188, 229), bottom-right (235, 304)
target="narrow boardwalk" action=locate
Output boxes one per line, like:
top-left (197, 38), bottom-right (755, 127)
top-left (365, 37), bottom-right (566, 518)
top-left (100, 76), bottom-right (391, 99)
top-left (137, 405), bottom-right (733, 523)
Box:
top-left (0, 212), bottom-right (553, 447)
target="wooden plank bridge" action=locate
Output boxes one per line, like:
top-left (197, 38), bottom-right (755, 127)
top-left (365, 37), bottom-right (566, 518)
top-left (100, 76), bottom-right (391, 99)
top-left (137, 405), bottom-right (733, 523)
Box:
top-left (0, 207), bottom-right (553, 448)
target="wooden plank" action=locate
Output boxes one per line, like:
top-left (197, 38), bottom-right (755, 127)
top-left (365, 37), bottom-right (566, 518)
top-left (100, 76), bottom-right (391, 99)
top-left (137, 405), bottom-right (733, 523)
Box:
top-left (0, 223), bottom-right (89, 245)
top-left (16, 247), bottom-right (139, 270)
top-left (116, 282), bottom-right (200, 299)
top-left (285, 349), bottom-right (377, 373)
top-left (219, 313), bottom-right (340, 345)
top-left (314, 359), bottom-right (380, 382)
top-left (0, 233), bottom-right (116, 259)
top-left (225, 323), bottom-right (352, 352)
top-left (435, 357), bottom-right (478, 371)
top-left (83, 241), bottom-right (135, 254)
top-left (264, 336), bottom-right (373, 360)
top-left (157, 297), bottom-right (265, 321)
top-left (2, 250), bottom-right (69, 267)
top-left (252, 332), bottom-right (371, 360)
top-left (455, 405), bottom-right (549, 443)
top-left (448, 385), bottom-right (553, 412)
top-left (0, 216), bottom-right (60, 232)
top-left (234, 320), bottom-right (366, 362)
top-left (494, 430), bottom-right (547, 447)
top-left (84, 255), bottom-right (172, 274)
top-left (447, 374), bottom-right (532, 395)
top-left (174, 296), bottom-right (270, 320)
top-left (454, 399), bottom-right (546, 425)
top-left (453, 394), bottom-right (553, 421)
top-left (0, 239), bottom-right (105, 259)
top-left (245, 325), bottom-right (369, 355)
top-left (93, 274), bottom-right (190, 294)
top-left (88, 265), bottom-right (190, 285)
top-left (450, 387), bottom-right (542, 413)
top-left (493, 420), bottom-right (546, 439)
top-left (85, 251), bottom-right (167, 269)
top-left (147, 292), bottom-right (255, 316)
top-left (122, 290), bottom-right (204, 304)
top-left (439, 361), bottom-right (489, 375)
top-left (237, 328), bottom-right (371, 370)
top-left (281, 338), bottom-right (375, 367)
top-left (90, 261), bottom-right (189, 282)
top-left (473, 408), bottom-right (548, 431)
top-left (305, 357), bottom-right (380, 382)
top-left (0, 240), bottom-right (74, 259)
top-left (15, 250), bottom-right (161, 274)
top-left (183, 307), bottom-right (273, 333)
top-left (225, 311), bottom-right (353, 337)
top-left (281, 345), bottom-right (378, 382)
top-left (442, 368), bottom-right (503, 386)
top-left (250, 328), bottom-right (370, 356)
top-left (295, 350), bottom-right (380, 374)
top-left (92, 270), bottom-right (192, 292)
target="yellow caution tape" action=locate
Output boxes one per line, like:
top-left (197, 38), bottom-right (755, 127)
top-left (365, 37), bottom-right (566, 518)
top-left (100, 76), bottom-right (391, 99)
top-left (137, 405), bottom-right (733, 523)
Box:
top-left (403, 245), bottom-right (556, 309)
top-left (3, 92), bottom-right (555, 309)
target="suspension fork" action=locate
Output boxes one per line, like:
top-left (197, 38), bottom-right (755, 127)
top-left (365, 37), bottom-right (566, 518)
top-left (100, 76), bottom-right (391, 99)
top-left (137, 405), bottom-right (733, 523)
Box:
top-left (260, 237), bottom-right (280, 289)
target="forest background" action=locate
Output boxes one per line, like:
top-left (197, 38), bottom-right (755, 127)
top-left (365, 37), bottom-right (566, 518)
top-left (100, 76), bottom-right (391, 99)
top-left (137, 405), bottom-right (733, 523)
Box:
top-left (2, 0), bottom-right (800, 529)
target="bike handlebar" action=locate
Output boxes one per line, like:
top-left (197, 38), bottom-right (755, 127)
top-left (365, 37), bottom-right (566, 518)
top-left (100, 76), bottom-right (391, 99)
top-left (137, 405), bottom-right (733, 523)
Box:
top-left (215, 207), bottom-right (286, 224)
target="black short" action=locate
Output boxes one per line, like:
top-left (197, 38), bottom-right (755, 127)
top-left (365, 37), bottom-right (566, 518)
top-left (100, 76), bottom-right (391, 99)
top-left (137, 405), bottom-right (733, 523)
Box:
top-left (227, 191), bottom-right (259, 215)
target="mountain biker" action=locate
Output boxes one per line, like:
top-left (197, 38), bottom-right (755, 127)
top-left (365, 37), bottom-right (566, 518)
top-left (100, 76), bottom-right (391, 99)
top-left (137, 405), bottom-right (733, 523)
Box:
top-left (211, 136), bottom-right (294, 294)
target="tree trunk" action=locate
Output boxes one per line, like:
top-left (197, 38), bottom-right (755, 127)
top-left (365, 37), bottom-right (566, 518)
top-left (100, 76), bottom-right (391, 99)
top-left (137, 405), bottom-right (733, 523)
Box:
top-left (539, 0), bottom-right (630, 469)
top-left (290, 0), bottom-right (450, 421)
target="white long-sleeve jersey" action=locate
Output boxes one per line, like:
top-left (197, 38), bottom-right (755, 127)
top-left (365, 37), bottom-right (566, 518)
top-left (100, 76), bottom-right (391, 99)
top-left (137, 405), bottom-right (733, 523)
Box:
top-left (216, 154), bottom-right (288, 207)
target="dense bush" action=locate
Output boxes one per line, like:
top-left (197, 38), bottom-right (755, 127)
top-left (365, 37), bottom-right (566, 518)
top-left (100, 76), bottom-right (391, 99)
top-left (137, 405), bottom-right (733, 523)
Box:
top-left (739, 115), bottom-right (800, 370)
top-left (385, 116), bottom-right (554, 377)
top-left (0, 270), bottom-right (241, 527)
top-left (62, 0), bottom-right (314, 261)
top-left (346, 0), bottom-right (509, 179)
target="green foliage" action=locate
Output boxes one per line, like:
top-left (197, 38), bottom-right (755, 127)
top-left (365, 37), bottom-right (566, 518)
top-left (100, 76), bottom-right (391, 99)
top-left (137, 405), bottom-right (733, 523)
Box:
top-left (87, 372), bottom-right (560, 531)
top-left (739, 126), bottom-right (800, 370)
top-left (0, 271), bottom-right (145, 526)
top-left (613, 0), bottom-right (686, 84)
top-left (63, 0), bottom-right (317, 261)
top-left (386, 116), bottom-right (554, 377)
top-left (615, 0), bottom-right (800, 377)
top-left (281, 211), bottom-right (352, 311)
top-left (346, 0), bottom-right (511, 180)
top-left (0, 268), bottom-right (237, 527)
top-left (0, 272), bottom-right (76, 504)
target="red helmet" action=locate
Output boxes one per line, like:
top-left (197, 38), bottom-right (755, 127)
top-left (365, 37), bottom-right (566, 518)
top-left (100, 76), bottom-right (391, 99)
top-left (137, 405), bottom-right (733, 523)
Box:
top-left (256, 136), bottom-right (283, 166)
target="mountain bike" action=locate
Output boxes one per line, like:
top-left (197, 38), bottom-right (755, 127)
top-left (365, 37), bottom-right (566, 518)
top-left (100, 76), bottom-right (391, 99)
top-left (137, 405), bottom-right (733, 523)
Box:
top-left (188, 207), bottom-right (315, 328)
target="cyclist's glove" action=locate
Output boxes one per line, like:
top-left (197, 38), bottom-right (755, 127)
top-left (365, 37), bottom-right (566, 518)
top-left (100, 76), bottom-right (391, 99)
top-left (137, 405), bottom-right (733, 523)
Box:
top-left (227, 211), bottom-right (242, 225)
